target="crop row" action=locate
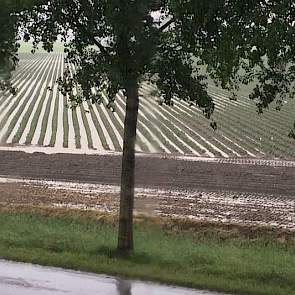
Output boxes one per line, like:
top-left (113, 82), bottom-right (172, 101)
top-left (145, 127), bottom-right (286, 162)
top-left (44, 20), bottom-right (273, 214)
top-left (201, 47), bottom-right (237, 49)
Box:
top-left (0, 53), bottom-right (294, 159)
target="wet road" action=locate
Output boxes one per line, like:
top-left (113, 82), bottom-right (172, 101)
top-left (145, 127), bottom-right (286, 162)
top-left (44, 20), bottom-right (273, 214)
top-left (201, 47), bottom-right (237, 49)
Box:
top-left (0, 260), bottom-right (226, 295)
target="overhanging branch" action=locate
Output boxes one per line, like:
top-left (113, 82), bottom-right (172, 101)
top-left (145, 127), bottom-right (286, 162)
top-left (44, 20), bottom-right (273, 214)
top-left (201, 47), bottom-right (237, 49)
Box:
top-left (93, 38), bottom-right (111, 60)
top-left (158, 17), bottom-right (174, 32)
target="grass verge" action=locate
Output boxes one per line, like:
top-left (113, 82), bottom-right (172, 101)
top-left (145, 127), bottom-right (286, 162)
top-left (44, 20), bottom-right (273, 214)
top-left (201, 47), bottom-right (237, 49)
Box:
top-left (0, 206), bottom-right (294, 295)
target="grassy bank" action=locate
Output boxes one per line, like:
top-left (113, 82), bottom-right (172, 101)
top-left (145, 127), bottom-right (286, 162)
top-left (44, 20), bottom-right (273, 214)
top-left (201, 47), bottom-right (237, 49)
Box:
top-left (0, 207), bottom-right (294, 295)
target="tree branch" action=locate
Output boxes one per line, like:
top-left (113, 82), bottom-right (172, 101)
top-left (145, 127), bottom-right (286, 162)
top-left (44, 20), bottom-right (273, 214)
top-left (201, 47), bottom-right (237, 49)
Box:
top-left (93, 38), bottom-right (111, 60)
top-left (158, 17), bottom-right (174, 32)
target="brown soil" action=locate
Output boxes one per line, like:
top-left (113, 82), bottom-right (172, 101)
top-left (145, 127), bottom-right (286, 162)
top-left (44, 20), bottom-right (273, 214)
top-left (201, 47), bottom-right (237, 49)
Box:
top-left (0, 177), bottom-right (294, 230)
top-left (1, 150), bottom-right (295, 196)
top-left (0, 150), bottom-right (294, 230)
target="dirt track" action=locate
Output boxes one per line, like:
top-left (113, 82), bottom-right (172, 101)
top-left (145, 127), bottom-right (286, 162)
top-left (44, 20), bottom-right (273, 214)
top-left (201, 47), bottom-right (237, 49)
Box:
top-left (0, 150), bottom-right (295, 196)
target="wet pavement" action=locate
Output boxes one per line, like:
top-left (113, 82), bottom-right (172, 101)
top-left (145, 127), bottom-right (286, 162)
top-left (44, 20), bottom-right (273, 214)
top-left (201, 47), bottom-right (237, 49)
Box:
top-left (0, 260), bottom-right (227, 295)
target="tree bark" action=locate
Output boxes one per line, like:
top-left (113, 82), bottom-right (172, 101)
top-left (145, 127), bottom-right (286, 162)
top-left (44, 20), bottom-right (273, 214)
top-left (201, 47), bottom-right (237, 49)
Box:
top-left (117, 77), bottom-right (139, 255)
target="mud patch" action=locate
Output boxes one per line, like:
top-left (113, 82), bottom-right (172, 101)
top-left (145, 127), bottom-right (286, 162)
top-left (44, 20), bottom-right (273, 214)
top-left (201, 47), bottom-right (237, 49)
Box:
top-left (0, 177), bottom-right (294, 230)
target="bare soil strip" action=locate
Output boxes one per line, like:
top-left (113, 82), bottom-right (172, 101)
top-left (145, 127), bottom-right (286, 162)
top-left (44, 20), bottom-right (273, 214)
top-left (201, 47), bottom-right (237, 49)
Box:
top-left (0, 150), bottom-right (294, 230)
top-left (0, 151), bottom-right (295, 196)
top-left (0, 176), bottom-right (294, 230)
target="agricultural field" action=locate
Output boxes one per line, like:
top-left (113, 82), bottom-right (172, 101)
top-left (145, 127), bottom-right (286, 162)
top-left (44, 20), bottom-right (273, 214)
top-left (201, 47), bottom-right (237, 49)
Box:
top-left (0, 50), bottom-right (295, 159)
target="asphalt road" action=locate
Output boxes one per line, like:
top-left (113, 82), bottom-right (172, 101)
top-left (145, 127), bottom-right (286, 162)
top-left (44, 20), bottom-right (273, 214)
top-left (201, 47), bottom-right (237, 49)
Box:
top-left (0, 260), bottom-right (226, 295)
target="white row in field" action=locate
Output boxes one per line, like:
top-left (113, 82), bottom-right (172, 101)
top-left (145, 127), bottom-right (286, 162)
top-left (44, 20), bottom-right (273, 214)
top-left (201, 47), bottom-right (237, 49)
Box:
top-left (0, 53), bottom-right (294, 159)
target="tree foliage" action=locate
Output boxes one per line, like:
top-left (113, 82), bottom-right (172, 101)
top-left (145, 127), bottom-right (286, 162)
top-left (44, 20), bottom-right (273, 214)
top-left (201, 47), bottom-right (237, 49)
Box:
top-left (0, 0), bottom-right (18, 92)
top-left (0, 0), bottom-right (35, 92)
top-left (19, 0), bottom-right (295, 122)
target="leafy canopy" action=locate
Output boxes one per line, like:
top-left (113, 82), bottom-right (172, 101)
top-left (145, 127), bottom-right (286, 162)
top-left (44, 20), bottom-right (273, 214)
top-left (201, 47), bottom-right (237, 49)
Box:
top-left (12, 0), bottom-right (295, 134)
top-left (0, 0), bottom-right (35, 92)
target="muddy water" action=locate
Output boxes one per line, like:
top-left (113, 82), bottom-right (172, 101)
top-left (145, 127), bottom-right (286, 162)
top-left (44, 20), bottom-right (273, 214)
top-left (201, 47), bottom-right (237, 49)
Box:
top-left (0, 260), bottom-right (226, 295)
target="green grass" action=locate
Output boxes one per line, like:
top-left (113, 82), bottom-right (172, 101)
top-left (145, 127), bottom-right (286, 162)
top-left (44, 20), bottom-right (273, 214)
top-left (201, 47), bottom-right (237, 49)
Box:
top-left (0, 209), bottom-right (294, 295)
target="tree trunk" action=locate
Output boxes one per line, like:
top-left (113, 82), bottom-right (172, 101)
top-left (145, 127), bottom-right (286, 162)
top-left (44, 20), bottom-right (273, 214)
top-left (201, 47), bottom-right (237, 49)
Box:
top-left (117, 77), bottom-right (139, 255)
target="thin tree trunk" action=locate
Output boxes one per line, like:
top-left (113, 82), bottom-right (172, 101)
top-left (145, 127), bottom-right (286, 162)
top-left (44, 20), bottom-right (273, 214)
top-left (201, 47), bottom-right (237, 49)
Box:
top-left (117, 77), bottom-right (139, 254)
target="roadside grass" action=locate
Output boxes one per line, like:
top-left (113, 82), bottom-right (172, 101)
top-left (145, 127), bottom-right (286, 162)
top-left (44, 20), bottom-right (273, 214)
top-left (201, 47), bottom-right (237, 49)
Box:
top-left (0, 207), bottom-right (294, 295)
